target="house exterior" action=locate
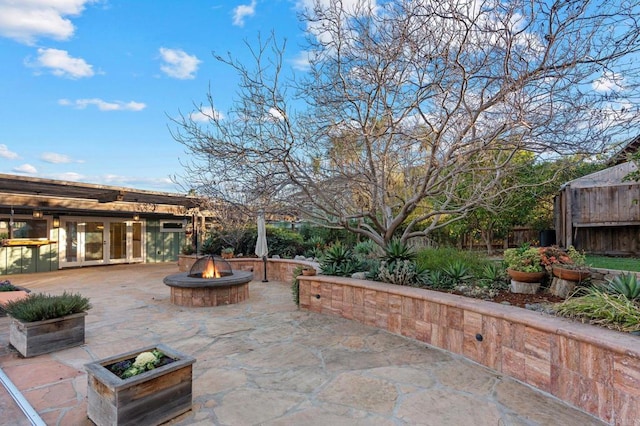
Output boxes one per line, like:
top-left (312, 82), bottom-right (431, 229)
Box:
top-left (0, 173), bottom-right (206, 275)
top-left (554, 136), bottom-right (640, 255)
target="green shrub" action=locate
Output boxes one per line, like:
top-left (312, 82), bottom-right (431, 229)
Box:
top-left (0, 280), bottom-right (19, 292)
top-left (265, 227), bottom-right (305, 258)
top-left (416, 247), bottom-right (491, 276)
top-left (299, 224), bottom-right (359, 248)
top-left (202, 225), bottom-right (305, 258)
top-left (200, 233), bottom-right (223, 255)
top-left (3, 292), bottom-right (91, 322)
top-left (606, 273), bottom-right (640, 301)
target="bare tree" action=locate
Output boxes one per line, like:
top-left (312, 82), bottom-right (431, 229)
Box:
top-left (171, 0), bottom-right (640, 248)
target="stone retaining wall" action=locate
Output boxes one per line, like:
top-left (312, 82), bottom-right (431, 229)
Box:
top-left (177, 256), bottom-right (316, 282)
top-left (588, 267), bottom-right (640, 287)
top-left (298, 274), bottom-right (640, 426)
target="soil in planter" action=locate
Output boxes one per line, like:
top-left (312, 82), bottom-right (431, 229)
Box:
top-left (490, 289), bottom-right (564, 308)
top-left (107, 355), bottom-right (176, 379)
top-left (450, 288), bottom-right (564, 308)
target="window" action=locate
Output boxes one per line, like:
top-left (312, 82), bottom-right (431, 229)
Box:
top-left (160, 221), bottom-right (186, 232)
top-left (0, 219), bottom-right (48, 239)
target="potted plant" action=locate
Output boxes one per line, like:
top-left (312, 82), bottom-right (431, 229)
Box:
top-left (85, 343), bottom-right (195, 426)
top-left (548, 246), bottom-right (591, 282)
top-left (3, 292), bottom-right (91, 357)
top-left (301, 266), bottom-right (317, 276)
top-left (503, 246), bottom-right (546, 283)
top-left (221, 247), bottom-right (234, 259)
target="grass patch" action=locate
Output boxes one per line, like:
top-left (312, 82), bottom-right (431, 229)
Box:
top-left (585, 255), bottom-right (640, 272)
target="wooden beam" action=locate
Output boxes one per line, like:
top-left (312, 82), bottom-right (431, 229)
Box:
top-left (96, 190), bottom-right (125, 203)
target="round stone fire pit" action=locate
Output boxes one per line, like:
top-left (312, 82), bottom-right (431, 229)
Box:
top-left (163, 255), bottom-right (253, 307)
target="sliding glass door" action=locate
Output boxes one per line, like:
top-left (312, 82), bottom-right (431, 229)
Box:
top-left (60, 218), bottom-right (144, 268)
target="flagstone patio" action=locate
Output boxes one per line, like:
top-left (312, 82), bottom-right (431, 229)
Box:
top-left (0, 264), bottom-right (605, 425)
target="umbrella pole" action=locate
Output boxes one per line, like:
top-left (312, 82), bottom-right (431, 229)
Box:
top-left (262, 255), bottom-right (268, 282)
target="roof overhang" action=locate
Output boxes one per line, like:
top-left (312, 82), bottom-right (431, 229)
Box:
top-left (0, 173), bottom-right (202, 218)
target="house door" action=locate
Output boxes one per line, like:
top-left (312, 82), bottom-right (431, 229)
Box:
top-left (60, 218), bottom-right (144, 268)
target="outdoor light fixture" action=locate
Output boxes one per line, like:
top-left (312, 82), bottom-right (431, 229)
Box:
top-left (52, 217), bottom-right (60, 228)
top-left (32, 210), bottom-right (43, 219)
top-left (133, 213), bottom-right (140, 221)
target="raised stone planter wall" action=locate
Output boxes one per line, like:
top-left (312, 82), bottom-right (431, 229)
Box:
top-left (298, 274), bottom-right (640, 426)
top-left (226, 258), bottom-right (317, 282)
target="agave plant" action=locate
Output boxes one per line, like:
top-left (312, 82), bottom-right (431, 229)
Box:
top-left (442, 260), bottom-right (473, 284)
top-left (353, 240), bottom-right (376, 257)
top-left (320, 242), bottom-right (362, 277)
top-left (606, 273), bottom-right (640, 301)
top-left (382, 239), bottom-right (417, 263)
top-left (426, 270), bottom-right (455, 290)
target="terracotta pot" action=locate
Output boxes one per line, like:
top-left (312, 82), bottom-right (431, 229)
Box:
top-left (552, 266), bottom-right (591, 282)
top-left (506, 269), bottom-right (546, 283)
top-left (302, 268), bottom-right (316, 276)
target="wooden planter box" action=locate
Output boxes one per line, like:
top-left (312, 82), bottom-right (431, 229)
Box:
top-left (9, 312), bottom-right (87, 357)
top-left (85, 344), bottom-right (195, 426)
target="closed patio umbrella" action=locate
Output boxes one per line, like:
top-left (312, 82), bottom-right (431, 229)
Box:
top-left (255, 211), bottom-right (269, 282)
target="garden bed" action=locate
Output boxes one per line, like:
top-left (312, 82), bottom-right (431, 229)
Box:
top-left (467, 289), bottom-right (564, 308)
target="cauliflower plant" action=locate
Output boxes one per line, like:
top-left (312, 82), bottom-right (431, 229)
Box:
top-left (116, 349), bottom-right (166, 379)
top-left (133, 351), bottom-right (158, 368)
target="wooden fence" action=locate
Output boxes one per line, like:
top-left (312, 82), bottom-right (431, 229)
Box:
top-left (555, 183), bottom-right (640, 255)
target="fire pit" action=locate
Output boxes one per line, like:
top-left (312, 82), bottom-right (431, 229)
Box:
top-left (163, 255), bottom-right (253, 307)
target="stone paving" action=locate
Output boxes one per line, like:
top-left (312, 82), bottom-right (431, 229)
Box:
top-left (0, 264), bottom-right (605, 425)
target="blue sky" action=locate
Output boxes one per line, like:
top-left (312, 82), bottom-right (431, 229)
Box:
top-left (0, 0), bottom-right (309, 193)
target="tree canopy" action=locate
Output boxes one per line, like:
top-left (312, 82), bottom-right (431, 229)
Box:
top-left (172, 0), bottom-right (640, 247)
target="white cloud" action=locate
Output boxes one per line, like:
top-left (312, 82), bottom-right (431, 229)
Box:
top-left (159, 47), bottom-right (201, 79)
top-left (13, 164), bottom-right (37, 174)
top-left (58, 98), bottom-right (146, 111)
top-left (0, 0), bottom-right (95, 45)
top-left (50, 172), bottom-right (84, 181)
top-left (593, 71), bottom-right (625, 93)
top-left (190, 106), bottom-right (224, 122)
top-left (291, 51), bottom-right (312, 71)
top-left (268, 107), bottom-right (285, 121)
top-left (0, 144), bottom-right (18, 159)
top-left (32, 48), bottom-right (94, 79)
top-left (102, 174), bottom-right (173, 189)
top-left (232, 0), bottom-right (256, 27)
top-left (41, 152), bottom-right (74, 164)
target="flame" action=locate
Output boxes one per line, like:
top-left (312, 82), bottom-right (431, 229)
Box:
top-left (202, 258), bottom-right (221, 279)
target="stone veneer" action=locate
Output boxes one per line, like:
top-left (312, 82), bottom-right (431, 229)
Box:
top-left (297, 274), bottom-right (640, 426)
top-left (169, 283), bottom-right (249, 307)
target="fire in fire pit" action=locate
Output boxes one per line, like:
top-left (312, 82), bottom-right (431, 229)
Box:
top-left (189, 255), bottom-right (232, 279)
top-left (164, 255), bottom-right (253, 307)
